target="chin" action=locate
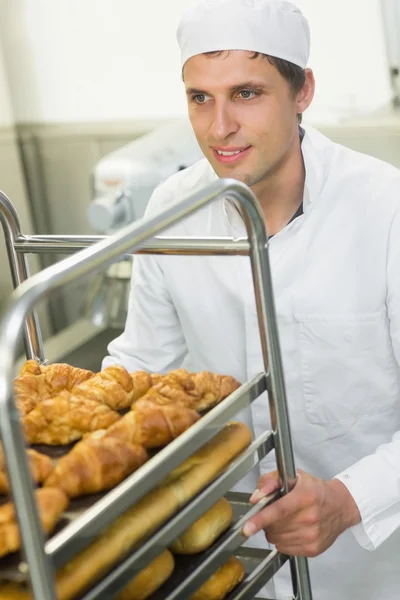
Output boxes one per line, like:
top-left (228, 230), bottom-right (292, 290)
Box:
top-left (222, 171), bottom-right (252, 186)
top-left (211, 164), bottom-right (246, 182)
top-left (207, 157), bottom-right (257, 187)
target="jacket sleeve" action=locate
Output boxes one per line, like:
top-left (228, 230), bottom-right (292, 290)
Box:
top-left (334, 205), bottom-right (400, 550)
top-left (102, 188), bottom-right (188, 374)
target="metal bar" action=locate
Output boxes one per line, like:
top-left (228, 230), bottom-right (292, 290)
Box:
top-left (227, 192), bottom-right (313, 600)
top-left (48, 373), bottom-right (266, 567)
top-left (0, 191), bottom-right (45, 361)
top-left (14, 234), bottom-right (251, 256)
top-left (14, 234), bottom-right (105, 250)
top-left (82, 430), bottom-right (275, 600)
top-left (0, 192), bottom-right (53, 599)
top-left (230, 549), bottom-right (288, 600)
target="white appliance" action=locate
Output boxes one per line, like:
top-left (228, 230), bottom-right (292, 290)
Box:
top-left (88, 119), bottom-right (203, 234)
top-left (85, 119), bottom-right (203, 328)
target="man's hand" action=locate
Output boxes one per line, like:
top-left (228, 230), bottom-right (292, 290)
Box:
top-left (242, 470), bottom-right (361, 557)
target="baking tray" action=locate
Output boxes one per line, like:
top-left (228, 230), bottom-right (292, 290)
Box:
top-left (0, 497), bottom-right (279, 600)
top-left (0, 432), bottom-right (273, 590)
top-left (148, 493), bottom-right (273, 600)
top-left (78, 435), bottom-right (275, 600)
top-left (140, 493), bottom-right (284, 600)
top-left (79, 492), bottom-right (284, 600)
top-left (149, 548), bottom-right (276, 600)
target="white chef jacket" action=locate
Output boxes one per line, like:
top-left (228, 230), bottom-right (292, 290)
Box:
top-left (103, 125), bottom-right (400, 600)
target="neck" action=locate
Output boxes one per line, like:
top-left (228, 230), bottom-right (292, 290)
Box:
top-left (251, 132), bottom-right (305, 236)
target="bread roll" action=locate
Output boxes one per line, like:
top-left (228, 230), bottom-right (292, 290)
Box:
top-left (115, 550), bottom-right (174, 600)
top-left (190, 556), bottom-right (245, 600)
top-left (170, 498), bottom-right (233, 555)
top-left (0, 422), bottom-right (251, 600)
top-left (0, 584), bottom-right (29, 599)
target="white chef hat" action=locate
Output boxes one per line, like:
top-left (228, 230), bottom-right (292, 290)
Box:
top-left (177, 0), bottom-right (310, 70)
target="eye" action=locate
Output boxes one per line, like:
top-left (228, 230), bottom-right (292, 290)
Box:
top-left (238, 90), bottom-right (256, 100)
top-left (192, 93), bottom-right (210, 104)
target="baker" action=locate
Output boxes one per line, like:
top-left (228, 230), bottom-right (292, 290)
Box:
top-left (103, 1), bottom-right (400, 598)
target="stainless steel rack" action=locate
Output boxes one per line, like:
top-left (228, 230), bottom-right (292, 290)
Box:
top-left (0, 179), bottom-right (313, 600)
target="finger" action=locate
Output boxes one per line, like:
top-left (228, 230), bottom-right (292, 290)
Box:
top-left (256, 470), bottom-right (281, 490)
top-left (244, 484), bottom-right (304, 537)
top-left (251, 469), bottom-right (300, 504)
top-left (243, 501), bottom-right (285, 537)
top-left (250, 471), bottom-right (282, 504)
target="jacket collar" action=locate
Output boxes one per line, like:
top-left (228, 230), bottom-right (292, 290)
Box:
top-left (301, 125), bottom-right (330, 212)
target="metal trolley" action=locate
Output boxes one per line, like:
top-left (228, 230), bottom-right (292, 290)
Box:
top-left (0, 179), bottom-right (313, 600)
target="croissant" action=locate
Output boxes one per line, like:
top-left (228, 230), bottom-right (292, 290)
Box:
top-left (41, 363), bottom-right (94, 393)
top-left (19, 359), bottom-right (42, 376)
top-left (140, 370), bottom-right (241, 412)
top-left (0, 447), bottom-right (53, 494)
top-left (23, 391), bottom-right (121, 445)
top-left (147, 373), bottom-right (165, 386)
top-left (14, 374), bottom-right (50, 416)
top-left (45, 431), bottom-right (148, 497)
top-left (189, 371), bottom-right (241, 411)
top-left (69, 366), bottom-right (152, 411)
top-left (129, 371), bottom-right (194, 406)
top-left (18, 359), bottom-right (94, 390)
top-left (0, 487), bottom-right (68, 557)
top-left (105, 400), bottom-right (200, 448)
top-left (14, 361), bottom-right (94, 416)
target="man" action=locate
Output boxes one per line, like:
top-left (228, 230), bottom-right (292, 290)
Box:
top-left (103, 1), bottom-right (400, 598)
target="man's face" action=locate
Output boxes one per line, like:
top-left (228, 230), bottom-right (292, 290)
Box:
top-left (183, 51), bottom-right (310, 190)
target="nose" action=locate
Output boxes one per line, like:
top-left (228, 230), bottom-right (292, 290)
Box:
top-left (209, 100), bottom-right (239, 142)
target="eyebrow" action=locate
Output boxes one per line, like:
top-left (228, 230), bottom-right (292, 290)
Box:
top-left (185, 81), bottom-right (268, 96)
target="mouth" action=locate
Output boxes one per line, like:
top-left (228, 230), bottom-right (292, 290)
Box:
top-left (212, 146), bottom-right (252, 164)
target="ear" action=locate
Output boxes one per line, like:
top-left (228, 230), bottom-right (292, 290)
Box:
top-left (296, 68), bottom-right (315, 113)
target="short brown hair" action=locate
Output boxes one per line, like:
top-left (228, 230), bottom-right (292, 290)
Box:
top-left (201, 51), bottom-right (306, 123)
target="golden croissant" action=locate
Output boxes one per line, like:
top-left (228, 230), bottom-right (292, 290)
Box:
top-left (14, 360), bottom-right (94, 416)
top-left (14, 374), bottom-right (50, 416)
top-left (0, 447), bottom-right (53, 494)
top-left (69, 365), bottom-right (152, 411)
top-left (23, 391), bottom-right (121, 445)
top-left (141, 369), bottom-right (241, 412)
top-left (105, 399), bottom-right (200, 448)
top-left (19, 359), bottom-right (42, 376)
top-left (45, 431), bottom-right (148, 497)
top-left (0, 487), bottom-right (68, 557)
